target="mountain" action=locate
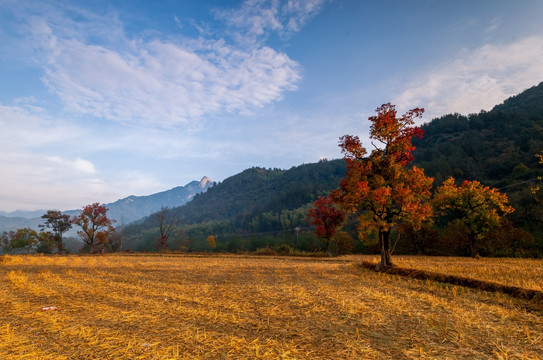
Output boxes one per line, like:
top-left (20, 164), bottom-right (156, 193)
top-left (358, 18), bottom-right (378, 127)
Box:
top-left (0, 215), bottom-right (45, 233)
top-left (169, 161), bottom-right (344, 225)
top-left (0, 210), bottom-right (48, 219)
top-left (121, 159), bottom-right (347, 250)
top-left (412, 81), bottom-right (543, 188)
top-left (0, 177), bottom-right (213, 233)
top-left (105, 176), bottom-right (213, 224)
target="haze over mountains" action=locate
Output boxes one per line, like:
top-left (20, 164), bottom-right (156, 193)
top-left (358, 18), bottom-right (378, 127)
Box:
top-left (0, 177), bottom-right (213, 232)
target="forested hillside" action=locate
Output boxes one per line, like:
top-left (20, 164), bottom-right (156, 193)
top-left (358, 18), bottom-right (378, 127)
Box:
top-left (412, 82), bottom-right (543, 188)
top-left (121, 159), bottom-right (346, 251)
top-left (412, 82), bottom-right (543, 236)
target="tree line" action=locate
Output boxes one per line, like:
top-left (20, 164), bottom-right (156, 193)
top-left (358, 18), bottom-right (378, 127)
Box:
top-left (309, 103), bottom-right (532, 268)
top-left (1, 203), bottom-right (116, 254)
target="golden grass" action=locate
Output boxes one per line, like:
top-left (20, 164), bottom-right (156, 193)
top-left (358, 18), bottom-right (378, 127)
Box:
top-left (1, 254), bottom-right (542, 359)
top-left (364, 255), bottom-right (543, 292)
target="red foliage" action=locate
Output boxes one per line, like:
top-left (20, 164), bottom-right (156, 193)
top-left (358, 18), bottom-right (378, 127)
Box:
top-left (307, 196), bottom-right (346, 241)
top-left (333, 103), bottom-right (432, 267)
top-left (71, 203), bottom-right (116, 251)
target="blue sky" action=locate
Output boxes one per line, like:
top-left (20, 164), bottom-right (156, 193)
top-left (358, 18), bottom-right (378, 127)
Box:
top-left (1, 0), bottom-right (543, 212)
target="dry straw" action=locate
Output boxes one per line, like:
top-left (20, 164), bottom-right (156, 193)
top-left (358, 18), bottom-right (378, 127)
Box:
top-left (1, 254), bottom-right (542, 359)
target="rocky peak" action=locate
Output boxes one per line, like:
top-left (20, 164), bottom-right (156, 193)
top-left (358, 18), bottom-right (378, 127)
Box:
top-left (200, 176), bottom-right (213, 188)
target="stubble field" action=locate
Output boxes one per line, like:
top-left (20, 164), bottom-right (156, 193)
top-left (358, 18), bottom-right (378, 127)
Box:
top-left (1, 254), bottom-right (542, 359)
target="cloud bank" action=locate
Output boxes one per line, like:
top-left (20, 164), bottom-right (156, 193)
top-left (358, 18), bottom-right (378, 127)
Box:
top-left (395, 36), bottom-right (543, 120)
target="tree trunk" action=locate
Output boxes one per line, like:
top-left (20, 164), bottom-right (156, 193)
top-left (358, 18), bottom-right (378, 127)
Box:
top-left (379, 230), bottom-right (393, 269)
top-left (326, 240), bottom-right (332, 257)
top-left (469, 236), bottom-right (479, 258)
top-left (56, 235), bottom-right (63, 254)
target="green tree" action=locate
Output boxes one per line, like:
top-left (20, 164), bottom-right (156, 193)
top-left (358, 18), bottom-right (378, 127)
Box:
top-left (7, 228), bottom-right (39, 254)
top-left (1, 231), bottom-right (13, 253)
top-left (40, 210), bottom-right (72, 253)
top-left (36, 231), bottom-right (56, 254)
top-left (531, 151), bottom-right (543, 195)
top-left (433, 178), bottom-right (514, 257)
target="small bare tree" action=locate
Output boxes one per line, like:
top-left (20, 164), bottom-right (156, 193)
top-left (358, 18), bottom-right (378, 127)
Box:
top-left (155, 206), bottom-right (175, 251)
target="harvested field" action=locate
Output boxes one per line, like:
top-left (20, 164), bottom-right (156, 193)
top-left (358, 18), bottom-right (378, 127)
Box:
top-left (1, 254), bottom-right (542, 359)
top-left (368, 256), bottom-right (543, 292)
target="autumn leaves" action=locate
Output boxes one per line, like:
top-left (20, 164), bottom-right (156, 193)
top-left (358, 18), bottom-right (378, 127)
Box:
top-left (308, 103), bottom-right (514, 265)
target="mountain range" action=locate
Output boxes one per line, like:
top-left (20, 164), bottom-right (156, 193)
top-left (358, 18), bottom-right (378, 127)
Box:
top-left (0, 177), bottom-right (213, 233)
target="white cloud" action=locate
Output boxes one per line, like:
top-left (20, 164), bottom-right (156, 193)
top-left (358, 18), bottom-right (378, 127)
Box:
top-left (73, 158), bottom-right (96, 174)
top-left (26, 5), bottom-right (303, 127)
top-left (0, 152), bottom-right (103, 212)
top-left (215, 0), bottom-right (328, 39)
top-left (395, 36), bottom-right (543, 121)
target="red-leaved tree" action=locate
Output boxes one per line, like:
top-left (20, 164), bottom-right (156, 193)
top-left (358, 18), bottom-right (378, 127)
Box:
top-left (307, 195), bottom-right (346, 255)
top-left (71, 203), bottom-right (115, 253)
top-left (332, 103), bottom-right (433, 268)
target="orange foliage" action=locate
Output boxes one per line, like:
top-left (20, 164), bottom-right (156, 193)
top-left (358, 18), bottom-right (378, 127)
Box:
top-left (333, 103), bottom-right (433, 267)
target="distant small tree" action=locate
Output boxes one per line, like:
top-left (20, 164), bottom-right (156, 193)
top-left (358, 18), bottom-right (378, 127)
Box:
top-left (8, 228), bottom-right (39, 254)
top-left (433, 177), bottom-right (514, 257)
top-left (154, 206), bottom-right (175, 251)
top-left (40, 210), bottom-right (72, 253)
top-left (71, 203), bottom-right (115, 253)
top-left (307, 195), bottom-right (346, 256)
top-left (36, 231), bottom-right (56, 254)
top-left (206, 235), bottom-right (216, 250)
top-left (1, 231), bottom-right (13, 253)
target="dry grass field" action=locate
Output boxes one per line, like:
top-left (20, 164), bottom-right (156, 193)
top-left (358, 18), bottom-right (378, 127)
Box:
top-left (1, 254), bottom-right (542, 359)
top-left (342, 255), bottom-right (543, 293)
top-left (377, 256), bottom-right (543, 292)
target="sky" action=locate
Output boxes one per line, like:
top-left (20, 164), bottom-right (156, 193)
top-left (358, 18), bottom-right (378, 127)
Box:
top-left (1, 0), bottom-right (543, 212)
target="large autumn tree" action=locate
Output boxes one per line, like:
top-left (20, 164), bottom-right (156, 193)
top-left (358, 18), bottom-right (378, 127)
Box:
top-left (332, 103), bottom-right (433, 268)
top-left (307, 195), bottom-right (346, 255)
top-left (71, 203), bottom-right (116, 253)
top-left (40, 210), bottom-right (72, 253)
top-left (433, 178), bottom-right (514, 257)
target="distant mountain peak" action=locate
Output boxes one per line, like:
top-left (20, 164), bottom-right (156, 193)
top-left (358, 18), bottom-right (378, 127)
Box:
top-left (200, 176), bottom-right (213, 188)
